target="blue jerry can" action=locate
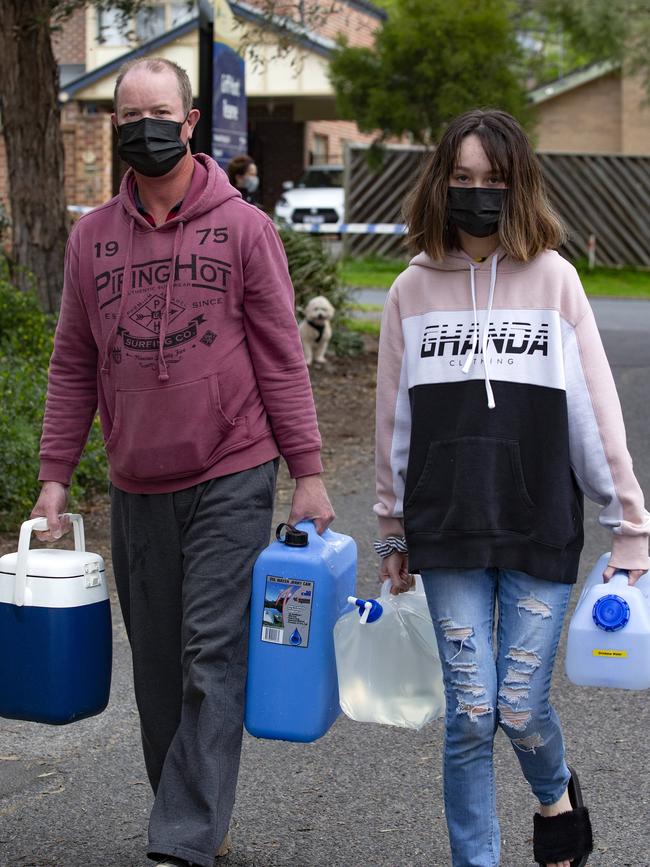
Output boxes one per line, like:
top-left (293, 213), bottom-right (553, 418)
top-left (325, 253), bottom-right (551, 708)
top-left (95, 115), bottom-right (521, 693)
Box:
top-left (245, 521), bottom-right (356, 742)
top-left (0, 514), bottom-right (112, 725)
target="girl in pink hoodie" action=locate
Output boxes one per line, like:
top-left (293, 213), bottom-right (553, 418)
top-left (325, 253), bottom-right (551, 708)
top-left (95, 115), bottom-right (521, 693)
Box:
top-left (375, 109), bottom-right (648, 867)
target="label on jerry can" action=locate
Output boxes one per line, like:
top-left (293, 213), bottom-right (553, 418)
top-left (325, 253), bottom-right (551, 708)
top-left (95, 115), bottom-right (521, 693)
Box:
top-left (260, 576), bottom-right (314, 647)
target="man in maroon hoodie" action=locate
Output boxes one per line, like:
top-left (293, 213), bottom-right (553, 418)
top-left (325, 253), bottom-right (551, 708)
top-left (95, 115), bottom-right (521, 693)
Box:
top-left (31, 57), bottom-right (334, 867)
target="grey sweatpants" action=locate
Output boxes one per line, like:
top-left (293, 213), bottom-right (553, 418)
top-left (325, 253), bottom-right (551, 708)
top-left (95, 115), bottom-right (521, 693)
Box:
top-left (110, 461), bottom-right (277, 867)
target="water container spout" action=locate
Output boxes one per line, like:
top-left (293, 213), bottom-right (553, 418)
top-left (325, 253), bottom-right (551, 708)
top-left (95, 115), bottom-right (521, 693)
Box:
top-left (347, 596), bottom-right (383, 624)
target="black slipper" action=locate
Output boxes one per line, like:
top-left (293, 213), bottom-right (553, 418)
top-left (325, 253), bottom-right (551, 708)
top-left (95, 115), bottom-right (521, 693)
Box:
top-left (533, 767), bottom-right (593, 866)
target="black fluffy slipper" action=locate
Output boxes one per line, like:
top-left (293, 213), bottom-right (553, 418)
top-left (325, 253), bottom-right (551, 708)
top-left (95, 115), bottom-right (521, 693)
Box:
top-left (533, 767), bottom-right (593, 866)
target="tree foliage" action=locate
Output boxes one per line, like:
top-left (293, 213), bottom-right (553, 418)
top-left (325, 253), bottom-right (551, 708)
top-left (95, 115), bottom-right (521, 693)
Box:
top-left (537, 0), bottom-right (650, 93)
top-left (329, 0), bottom-right (534, 146)
top-left (0, 268), bottom-right (107, 530)
top-left (0, 1), bottom-right (155, 313)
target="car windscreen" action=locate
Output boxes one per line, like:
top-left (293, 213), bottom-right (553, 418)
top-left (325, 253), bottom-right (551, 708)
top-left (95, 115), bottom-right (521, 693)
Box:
top-left (297, 169), bottom-right (344, 188)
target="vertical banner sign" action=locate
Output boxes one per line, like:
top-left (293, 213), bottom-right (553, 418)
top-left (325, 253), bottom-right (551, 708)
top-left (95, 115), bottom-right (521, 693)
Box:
top-left (212, 0), bottom-right (247, 167)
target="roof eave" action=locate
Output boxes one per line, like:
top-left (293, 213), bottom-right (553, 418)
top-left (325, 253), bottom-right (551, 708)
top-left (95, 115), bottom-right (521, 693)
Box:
top-left (528, 59), bottom-right (620, 105)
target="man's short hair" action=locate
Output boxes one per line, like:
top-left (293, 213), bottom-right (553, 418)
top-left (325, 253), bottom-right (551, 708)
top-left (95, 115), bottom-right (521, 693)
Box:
top-left (114, 57), bottom-right (193, 116)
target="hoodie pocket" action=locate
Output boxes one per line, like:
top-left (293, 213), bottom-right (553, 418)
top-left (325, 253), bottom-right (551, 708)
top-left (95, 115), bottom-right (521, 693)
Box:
top-left (105, 374), bottom-right (249, 482)
top-left (404, 436), bottom-right (535, 535)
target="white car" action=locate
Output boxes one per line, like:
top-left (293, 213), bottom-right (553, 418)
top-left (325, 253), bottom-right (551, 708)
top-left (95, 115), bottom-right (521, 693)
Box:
top-left (274, 165), bottom-right (344, 227)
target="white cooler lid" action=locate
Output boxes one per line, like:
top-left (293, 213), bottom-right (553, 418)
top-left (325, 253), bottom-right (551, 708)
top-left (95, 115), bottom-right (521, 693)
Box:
top-left (0, 548), bottom-right (105, 579)
top-left (0, 549), bottom-right (107, 608)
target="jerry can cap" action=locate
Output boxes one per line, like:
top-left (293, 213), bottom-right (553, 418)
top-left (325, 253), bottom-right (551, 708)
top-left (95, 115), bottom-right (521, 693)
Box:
top-left (276, 522), bottom-right (308, 547)
top-left (592, 594), bottom-right (630, 631)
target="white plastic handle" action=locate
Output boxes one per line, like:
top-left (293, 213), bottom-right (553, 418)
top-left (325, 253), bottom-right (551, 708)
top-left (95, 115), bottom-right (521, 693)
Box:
top-left (360, 601), bottom-right (373, 625)
top-left (14, 514), bottom-right (85, 607)
top-left (607, 570), bottom-right (633, 587)
top-left (380, 574), bottom-right (426, 600)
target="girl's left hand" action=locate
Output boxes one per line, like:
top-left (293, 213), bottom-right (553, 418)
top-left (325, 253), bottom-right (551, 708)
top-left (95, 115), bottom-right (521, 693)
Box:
top-left (603, 565), bottom-right (646, 586)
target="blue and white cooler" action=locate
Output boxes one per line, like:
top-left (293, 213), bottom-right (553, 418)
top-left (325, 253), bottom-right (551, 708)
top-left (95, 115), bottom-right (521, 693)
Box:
top-left (0, 514), bottom-right (112, 724)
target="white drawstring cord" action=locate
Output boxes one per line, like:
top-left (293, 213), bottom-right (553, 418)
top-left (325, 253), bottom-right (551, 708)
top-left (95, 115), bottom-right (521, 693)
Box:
top-left (462, 263), bottom-right (479, 374)
top-left (482, 254), bottom-right (498, 409)
top-left (461, 254), bottom-right (498, 409)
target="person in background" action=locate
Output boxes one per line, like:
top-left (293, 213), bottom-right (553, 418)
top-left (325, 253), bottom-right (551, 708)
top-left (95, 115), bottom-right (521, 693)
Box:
top-left (227, 154), bottom-right (259, 205)
top-left (374, 108), bottom-right (649, 867)
top-left (31, 57), bottom-right (334, 867)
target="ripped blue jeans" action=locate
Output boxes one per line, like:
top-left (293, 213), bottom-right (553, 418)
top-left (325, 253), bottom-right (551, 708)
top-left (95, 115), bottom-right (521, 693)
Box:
top-left (421, 567), bottom-right (572, 867)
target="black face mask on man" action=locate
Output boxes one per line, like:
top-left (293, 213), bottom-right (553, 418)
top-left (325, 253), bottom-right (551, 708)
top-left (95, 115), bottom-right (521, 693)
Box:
top-left (447, 187), bottom-right (505, 238)
top-left (117, 115), bottom-right (189, 177)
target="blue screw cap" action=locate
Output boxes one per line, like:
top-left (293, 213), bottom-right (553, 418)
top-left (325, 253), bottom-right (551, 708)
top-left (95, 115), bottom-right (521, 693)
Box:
top-left (592, 594), bottom-right (630, 632)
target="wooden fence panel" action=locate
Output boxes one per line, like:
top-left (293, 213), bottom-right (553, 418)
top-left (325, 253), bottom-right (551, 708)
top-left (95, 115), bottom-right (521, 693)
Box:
top-left (344, 144), bottom-right (650, 266)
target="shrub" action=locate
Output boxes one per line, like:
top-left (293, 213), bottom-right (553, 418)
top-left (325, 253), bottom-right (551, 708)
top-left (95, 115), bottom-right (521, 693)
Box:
top-left (277, 227), bottom-right (363, 356)
top-left (0, 274), bottom-right (107, 532)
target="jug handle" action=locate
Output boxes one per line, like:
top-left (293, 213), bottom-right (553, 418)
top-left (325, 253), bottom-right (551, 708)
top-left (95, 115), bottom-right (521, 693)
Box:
top-left (14, 514), bottom-right (85, 607)
top-left (380, 574), bottom-right (426, 600)
top-left (607, 570), bottom-right (634, 587)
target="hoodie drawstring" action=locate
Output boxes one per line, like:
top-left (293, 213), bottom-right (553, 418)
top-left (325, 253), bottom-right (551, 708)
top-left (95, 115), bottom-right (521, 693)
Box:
top-left (157, 221), bottom-right (184, 382)
top-left (100, 218), bottom-right (185, 384)
top-left (461, 263), bottom-right (480, 373)
top-left (101, 217), bottom-right (135, 376)
top-left (461, 253), bottom-right (498, 409)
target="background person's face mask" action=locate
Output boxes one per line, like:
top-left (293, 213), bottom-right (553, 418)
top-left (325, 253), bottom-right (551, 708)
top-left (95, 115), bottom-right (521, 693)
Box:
top-left (447, 187), bottom-right (505, 238)
top-left (244, 175), bottom-right (259, 193)
top-left (117, 115), bottom-right (189, 177)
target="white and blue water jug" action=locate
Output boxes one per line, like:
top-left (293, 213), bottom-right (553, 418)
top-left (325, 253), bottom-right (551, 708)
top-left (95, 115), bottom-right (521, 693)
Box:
top-left (334, 577), bottom-right (445, 730)
top-left (566, 552), bottom-right (650, 689)
top-left (0, 514), bottom-right (112, 724)
top-left (245, 521), bottom-right (356, 742)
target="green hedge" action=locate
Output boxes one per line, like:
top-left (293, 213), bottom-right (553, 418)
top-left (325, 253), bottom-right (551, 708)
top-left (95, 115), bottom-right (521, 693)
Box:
top-left (278, 227), bottom-right (352, 319)
top-left (0, 274), bottom-right (107, 532)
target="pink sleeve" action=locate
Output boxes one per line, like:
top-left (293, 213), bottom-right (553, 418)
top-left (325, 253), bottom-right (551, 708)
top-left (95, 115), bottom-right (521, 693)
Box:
top-left (563, 302), bottom-right (649, 570)
top-left (374, 291), bottom-right (408, 539)
top-left (39, 233), bottom-right (99, 485)
top-left (242, 222), bottom-right (322, 478)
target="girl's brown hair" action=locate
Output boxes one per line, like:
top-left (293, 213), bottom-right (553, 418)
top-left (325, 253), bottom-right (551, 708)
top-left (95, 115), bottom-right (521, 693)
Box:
top-left (404, 109), bottom-right (565, 262)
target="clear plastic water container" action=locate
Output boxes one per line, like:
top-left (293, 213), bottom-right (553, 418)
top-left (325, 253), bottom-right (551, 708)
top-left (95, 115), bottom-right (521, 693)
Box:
top-left (334, 577), bottom-right (445, 729)
top-left (566, 552), bottom-right (650, 690)
top-left (0, 515), bottom-right (112, 724)
top-left (245, 521), bottom-right (357, 742)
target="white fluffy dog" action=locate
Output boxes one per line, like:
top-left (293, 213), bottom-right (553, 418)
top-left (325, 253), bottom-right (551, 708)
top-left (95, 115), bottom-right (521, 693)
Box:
top-left (299, 296), bottom-right (335, 365)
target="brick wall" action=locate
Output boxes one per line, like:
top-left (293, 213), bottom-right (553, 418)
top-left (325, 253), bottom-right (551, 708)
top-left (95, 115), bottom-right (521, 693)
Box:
top-left (51, 7), bottom-right (86, 65)
top-left (306, 119), bottom-right (398, 164)
top-left (621, 75), bottom-right (650, 155)
top-left (316, 2), bottom-right (381, 47)
top-left (244, 0), bottom-right (383, 47)
top-left (534, 72), bottom-right (623, 153)
top-left (61, 103), bottom-right (114, 207)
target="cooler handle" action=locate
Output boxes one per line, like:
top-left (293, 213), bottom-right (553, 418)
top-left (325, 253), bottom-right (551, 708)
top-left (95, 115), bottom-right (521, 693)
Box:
top-left (14, 514), bottom-right (85, 607)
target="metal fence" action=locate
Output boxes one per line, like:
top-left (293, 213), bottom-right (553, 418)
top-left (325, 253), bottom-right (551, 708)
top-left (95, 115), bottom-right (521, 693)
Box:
top-left (343, 144), bottom-right (650, 266)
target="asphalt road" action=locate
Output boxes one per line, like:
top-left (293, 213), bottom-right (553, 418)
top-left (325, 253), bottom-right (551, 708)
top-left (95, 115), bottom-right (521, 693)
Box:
top-left (0, 298), bottom-right (649, 867)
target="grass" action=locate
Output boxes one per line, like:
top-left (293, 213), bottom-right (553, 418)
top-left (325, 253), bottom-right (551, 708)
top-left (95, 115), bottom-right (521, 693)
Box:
top-left (341, 317), bottom-right (380, 336)
top-left (341, 255), bottom-right (650, 299)
top-left (341, 256), bottom-right (406, 290)
top-left (575, 261), bottom-right (650, 298)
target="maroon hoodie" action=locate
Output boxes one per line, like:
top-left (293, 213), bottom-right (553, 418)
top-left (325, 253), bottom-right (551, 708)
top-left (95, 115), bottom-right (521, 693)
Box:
top-left (39, 154), bottom-right (322, 493)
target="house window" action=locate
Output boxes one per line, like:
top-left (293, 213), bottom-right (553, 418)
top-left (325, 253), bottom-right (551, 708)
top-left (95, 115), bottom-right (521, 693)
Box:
top-left (171, 1), bottom-right (195, 27)
top-left (97, 8), bottom-right (129, 45)
top-left (98, 2), bottom-right (196, 47)
top-left (313, 133), bottom-right (329, 165)
top-left (135, 6), bottom-right (166, 42)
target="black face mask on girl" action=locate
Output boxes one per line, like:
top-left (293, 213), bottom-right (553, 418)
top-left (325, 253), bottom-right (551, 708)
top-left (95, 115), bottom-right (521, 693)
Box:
top-left (117, 116), bottom-right (189, 177)
top-left (447, 187), bottom-right (505, 238)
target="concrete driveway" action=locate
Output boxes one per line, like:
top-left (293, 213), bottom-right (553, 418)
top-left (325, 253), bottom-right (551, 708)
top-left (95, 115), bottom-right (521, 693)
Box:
top-left (0, 299), bottom-right (648, 867)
